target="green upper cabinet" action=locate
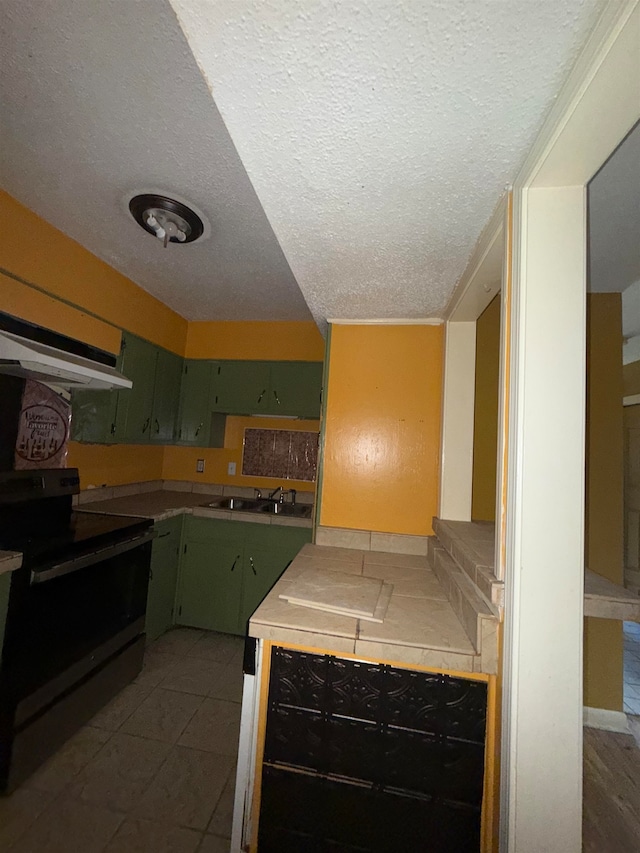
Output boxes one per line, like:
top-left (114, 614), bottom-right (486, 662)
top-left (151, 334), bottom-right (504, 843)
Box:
top-left (71, 387), bottom-right (119, 444)
top-left (176, 360), bottom-right (224, 447)
top-left (72, 328), bottom-right (323, 445)
top-left (114, 333), bottom-right (158, 443)
top-left (211, 361), bottom-right (271, 415)
top-left (268, 362), bottom-right (323, 418)
top-left (178, 360), bottom-right (212, 444)
top-left (150, 348), bottom-right (183, 443)
top-left (211, 360), bottom-right (322, 418)
top-left (113, 332), bottom-right (183, 444)
top-left (71, 342), bottom-right (124, 443)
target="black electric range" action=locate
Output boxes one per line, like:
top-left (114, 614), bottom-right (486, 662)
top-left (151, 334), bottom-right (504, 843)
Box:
top-left (0, 468), bottom-right (154, 793)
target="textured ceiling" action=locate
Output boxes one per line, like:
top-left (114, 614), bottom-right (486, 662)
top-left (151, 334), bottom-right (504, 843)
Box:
top-left (0, 0), bottom-right (311, 321)
top-left (171, 0), bottom-right (606, 325)
top-left (1, 1), bottom-right (607, 326)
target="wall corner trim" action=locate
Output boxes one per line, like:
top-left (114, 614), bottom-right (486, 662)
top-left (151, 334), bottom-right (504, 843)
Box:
top-left (583, 706), bottom-right (631, 733)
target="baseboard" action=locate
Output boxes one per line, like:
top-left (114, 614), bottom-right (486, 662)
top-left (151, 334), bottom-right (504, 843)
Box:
top-left (583, 706), bottom-right (631, 733)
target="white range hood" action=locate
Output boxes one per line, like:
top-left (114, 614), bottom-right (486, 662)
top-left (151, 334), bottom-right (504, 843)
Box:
top-left (0, 330), bottom-right (132, 391)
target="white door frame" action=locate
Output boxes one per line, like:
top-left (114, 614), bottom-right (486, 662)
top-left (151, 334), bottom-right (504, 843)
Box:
top-left (501, 2), bottom-right (640, 850)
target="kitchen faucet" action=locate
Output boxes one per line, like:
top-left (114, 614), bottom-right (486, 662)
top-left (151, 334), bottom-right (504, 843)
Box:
top-left (267, 486), bottom-right (283, 501)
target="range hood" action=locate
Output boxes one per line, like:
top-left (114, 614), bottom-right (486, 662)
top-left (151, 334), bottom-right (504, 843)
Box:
top-left (0, 330), bottom-right (132, 390)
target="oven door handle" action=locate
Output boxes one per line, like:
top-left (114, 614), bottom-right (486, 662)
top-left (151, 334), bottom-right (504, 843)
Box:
top-left (31, 530), bottom-right (156, 584)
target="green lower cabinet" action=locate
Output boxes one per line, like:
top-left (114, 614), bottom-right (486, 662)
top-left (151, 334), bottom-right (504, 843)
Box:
top-left (176, 517), bottom-right (312, 636)
top-left (178, 540), bottom-right (243, 633)
top-left (145, 515), bottom-right (183, 641)
top-left (239, 545), bottom-right (289, 632)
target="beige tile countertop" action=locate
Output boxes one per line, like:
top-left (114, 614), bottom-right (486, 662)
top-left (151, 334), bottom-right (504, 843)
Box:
top-left (77, 489), bottom-right (313, 529)
top-left (0, 550), bottom-right (22, 576)
top-left (76, 490), bottom-right (215, 522)
top-left (249, 543), bottom-right (487, 674)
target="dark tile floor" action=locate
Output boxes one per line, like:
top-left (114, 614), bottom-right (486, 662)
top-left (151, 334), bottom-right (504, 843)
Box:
top-left (0, 628), bottom-right (244, 852)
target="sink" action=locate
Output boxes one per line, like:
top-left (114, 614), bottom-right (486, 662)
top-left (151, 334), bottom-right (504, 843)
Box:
top-left (200, 496), bottom-right (312, 518)
top-left (259, 502), bottom-right (312, 518)
top-left (201, 497), bottom-right (264, 511)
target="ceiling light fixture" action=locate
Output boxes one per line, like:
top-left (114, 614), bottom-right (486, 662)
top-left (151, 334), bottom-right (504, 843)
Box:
top-left (128, 193), bottom-right (204, 247)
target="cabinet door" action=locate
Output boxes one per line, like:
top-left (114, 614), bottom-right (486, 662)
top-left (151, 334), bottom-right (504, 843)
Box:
top-left (271, 526), bottom-right (313, 563)
top-left (267, 362), bottom-right (323, 418)
top-left (114, 333), bottom-right (158, 443)
top-left (145, 515), bottom-right (183, 640)
top-left (71, 342), bottom-right (124, 443)
top-left (177, 540), bottom-right (243, 634)
top-left (211, 361), bottom-right (271, 414)
top-left (177, 360), bottom-right (212, 445)
top-left (71, 389), bottom-right (119, 443)
top-left (240, 545), bottom-right (289, 631)
top-left (150, 349), bottom-right (183, 443)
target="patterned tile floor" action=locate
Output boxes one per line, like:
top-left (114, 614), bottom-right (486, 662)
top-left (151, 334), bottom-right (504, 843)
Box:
top-left (0, 628), bottom-right (243, 853)
top-left (624, 620), bottom-right (640, 717)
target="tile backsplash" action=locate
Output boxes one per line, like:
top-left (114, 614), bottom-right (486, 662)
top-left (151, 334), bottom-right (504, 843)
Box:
top-left (242, 428), bottom-right (318, 482)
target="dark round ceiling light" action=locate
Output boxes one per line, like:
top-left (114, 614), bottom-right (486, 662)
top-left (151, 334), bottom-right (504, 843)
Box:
top-left (129, 193), bottom-right (204, 247)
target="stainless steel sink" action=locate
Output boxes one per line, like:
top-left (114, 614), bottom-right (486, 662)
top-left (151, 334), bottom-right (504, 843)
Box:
top-left (259, 502), bottom-right (312, 518)
top-left (200, 496), bottom-right (312, 518)
top-left (201, 497), bottom-right (264, 511)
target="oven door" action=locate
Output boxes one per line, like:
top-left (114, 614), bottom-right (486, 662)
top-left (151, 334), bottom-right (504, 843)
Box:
top-left (1, 531), bottom-right (153, 722)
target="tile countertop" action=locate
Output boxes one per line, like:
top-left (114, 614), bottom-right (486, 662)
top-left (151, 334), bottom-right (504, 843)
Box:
top-left (0, 550), bottom-right (23, 576)
top-left (249, 543), bottom-right (485, 674)
top-left (76, 489), bottom-right (313, 529)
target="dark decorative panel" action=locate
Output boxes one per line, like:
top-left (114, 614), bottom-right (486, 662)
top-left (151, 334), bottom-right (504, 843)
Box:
top-left (326, 658), bottom-right (386, 721)
top-left (268, 648), bottom-right (328, 711)
top-left (385, 668), bottom-right (487, 743)
top-left (262, 647), bottom-right (487, 850)
top-left (268, 647), bottom-right (487, 743)
top-left (259, 766), bottom-right (482, 853)
top-left (242, 428), bottom-right (318, 481)
top-left (382, 728), bottom-right (486, 805)
top-left (264, 706), bottom-right (327, 772)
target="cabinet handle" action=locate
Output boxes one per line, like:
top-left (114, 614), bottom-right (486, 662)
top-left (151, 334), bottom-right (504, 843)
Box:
top-left (249, 556), bottom-right (257, 575)
top-left (155, 418), bottom-right (160, 433)
top-left (195, 422), bottom-right (204, 436)
top-left (257, 388), bottom-right (266, 404)
top-left (157, 531), bottom-right (171, 539)
top-left (110, 422), bottom-right (116, 435)
top-left (231, 555), bottom-right (241, 572)
top-left (142, 417), bottom-right (150, 433)
top-left (273, 389), bottom-right (281, 406)
top-left (149, 567), bottom-right (154, 580)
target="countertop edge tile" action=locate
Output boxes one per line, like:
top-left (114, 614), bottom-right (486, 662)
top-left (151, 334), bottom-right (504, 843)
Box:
top-left (0, 550), bottom-right (23, 575)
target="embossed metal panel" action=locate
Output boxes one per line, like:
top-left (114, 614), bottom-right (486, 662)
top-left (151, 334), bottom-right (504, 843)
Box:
top-left (262, 646), bottom-right (488, 848)
top-left (259, 766), bottom-right (482, 853)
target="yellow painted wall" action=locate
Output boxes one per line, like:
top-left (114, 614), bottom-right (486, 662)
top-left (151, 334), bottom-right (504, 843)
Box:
top-left (624, 359), bottom-right (640, 397)
top-left (67, 444), bottom-right (165, 488)
top-left (472, 295), bottom-right (500, 521)
top-left (0, 191), bottom-right (187, 355)
top-left (185, 321), bottom-right (324, 361)
top-left (584, 293), bottom-right (624, 711)
top-left (162, 416), bottom-right (320, 491)
top-left (320, 324), bottom-right (443, 536)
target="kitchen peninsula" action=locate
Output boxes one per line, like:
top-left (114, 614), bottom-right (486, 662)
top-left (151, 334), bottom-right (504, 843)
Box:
top-left (235, 538), bottom-right (501, 853)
